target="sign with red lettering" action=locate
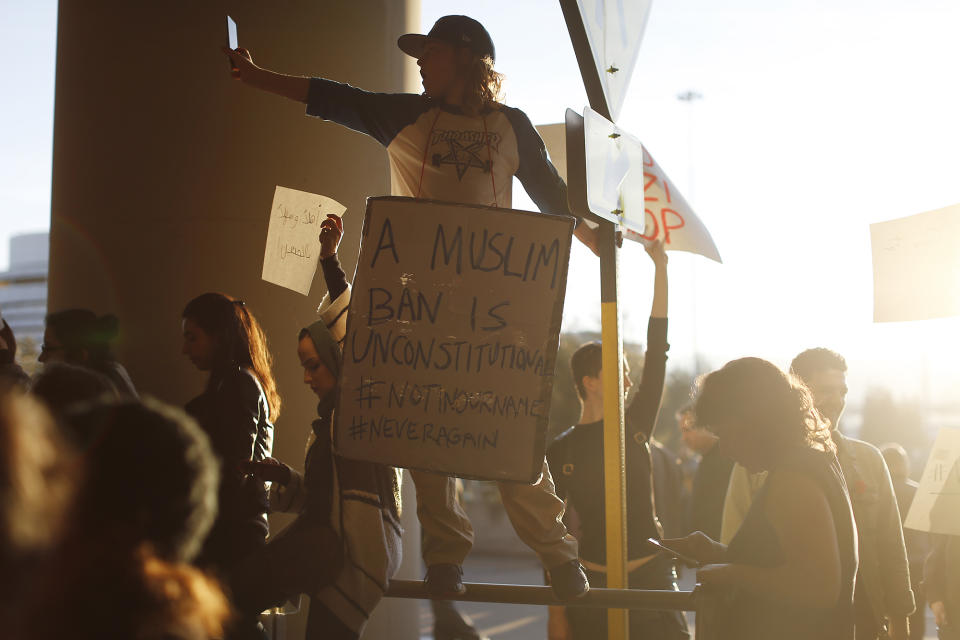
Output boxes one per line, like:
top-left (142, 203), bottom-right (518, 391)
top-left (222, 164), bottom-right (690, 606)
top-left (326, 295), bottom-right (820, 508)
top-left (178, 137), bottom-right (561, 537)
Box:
top-left (334, 197), bottom-right (575, 482)
top-left (580, 107), bottom-right (722, 262)
top-left (624, 146), bottom-right (722, 262)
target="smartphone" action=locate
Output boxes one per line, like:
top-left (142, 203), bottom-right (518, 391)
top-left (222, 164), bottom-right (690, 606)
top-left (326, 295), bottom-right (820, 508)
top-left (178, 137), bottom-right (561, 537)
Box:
top-left (227, 15), bottom-right (238, 71)
top-left (227, 16), bottom-right (238, 50)
top-left (645, 537), bottom-right (702, 568)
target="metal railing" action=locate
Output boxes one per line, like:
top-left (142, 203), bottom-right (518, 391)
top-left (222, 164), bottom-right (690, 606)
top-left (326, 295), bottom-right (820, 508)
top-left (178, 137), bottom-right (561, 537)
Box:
top-left (385, 581), bottom-right (721, 640)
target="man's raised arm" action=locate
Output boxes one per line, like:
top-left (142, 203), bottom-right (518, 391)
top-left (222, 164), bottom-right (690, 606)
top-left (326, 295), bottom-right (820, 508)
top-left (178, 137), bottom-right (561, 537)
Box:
top-left (223, 47), bottom-right (310, 102)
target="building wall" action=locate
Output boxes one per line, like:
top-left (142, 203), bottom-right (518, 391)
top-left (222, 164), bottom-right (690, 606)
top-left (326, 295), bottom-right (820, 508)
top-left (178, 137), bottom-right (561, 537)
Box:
top-left (0, 232), bottom-right (50, 356)
top-left (50, 1), bottom-right (420, 637)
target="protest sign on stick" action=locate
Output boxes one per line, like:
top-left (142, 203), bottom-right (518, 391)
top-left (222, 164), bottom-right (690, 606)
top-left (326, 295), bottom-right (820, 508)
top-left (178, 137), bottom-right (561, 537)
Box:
top-left (334, 197), bottom-right (575, 482)
top-left (870, 204), bottom-right (960, 323)
top-left (261, 186), bottom-right (346, 296)
top-left (905, 428), bottom-right (960, 536)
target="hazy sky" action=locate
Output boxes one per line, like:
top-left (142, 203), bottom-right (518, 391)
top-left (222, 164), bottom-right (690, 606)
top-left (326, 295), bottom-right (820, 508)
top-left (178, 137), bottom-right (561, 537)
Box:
top-left (420, 0), bottom-right (960, 408)
top-left (1, 0), bottom-right (958, 409)
top-left (0, 0), bottom-right (56, 268)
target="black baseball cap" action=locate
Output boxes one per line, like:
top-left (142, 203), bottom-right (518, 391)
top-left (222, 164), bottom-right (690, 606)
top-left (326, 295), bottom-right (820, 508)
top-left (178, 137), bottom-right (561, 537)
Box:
top-left (398, 15), bottom-right (496, 62)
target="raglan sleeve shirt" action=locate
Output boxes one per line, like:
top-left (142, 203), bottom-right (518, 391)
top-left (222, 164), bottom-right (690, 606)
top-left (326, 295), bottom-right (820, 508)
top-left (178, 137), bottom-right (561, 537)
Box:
top-left (500, 107), bottom-right (577, 223)
top-left (305, 78), bottom-right (429, 146)
top-left (304, 78), bottom-right (582, 225)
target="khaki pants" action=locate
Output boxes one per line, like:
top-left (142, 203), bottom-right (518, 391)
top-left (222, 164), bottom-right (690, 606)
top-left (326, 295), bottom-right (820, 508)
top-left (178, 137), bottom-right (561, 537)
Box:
top-left (412, 459), bottom-right (579, 570)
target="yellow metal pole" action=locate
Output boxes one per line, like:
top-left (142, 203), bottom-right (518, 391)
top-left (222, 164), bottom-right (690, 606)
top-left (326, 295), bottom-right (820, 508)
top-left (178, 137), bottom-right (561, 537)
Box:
top-left (599, 220), bottom-right (629, 639)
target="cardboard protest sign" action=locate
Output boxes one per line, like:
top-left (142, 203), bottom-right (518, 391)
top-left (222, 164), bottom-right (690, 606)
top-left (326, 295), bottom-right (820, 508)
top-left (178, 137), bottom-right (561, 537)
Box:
top-left (578, 107), bottom-right (722, 262)
top-left (870, 204), bottom-right (960, 323)
top-left (560, 0), bottom-right (653, 122)
top-left (905, 428), bottom-right (960, 535)
top-left (334, 197), bottom-right (575, 482)
top-left (261, 186), bottom-right (346, 296)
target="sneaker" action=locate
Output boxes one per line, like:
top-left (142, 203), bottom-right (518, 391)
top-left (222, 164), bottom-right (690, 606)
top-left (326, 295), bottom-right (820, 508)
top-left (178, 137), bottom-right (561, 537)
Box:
top-left (425, 563), bottom-right (466, 598)
top-left (548, 560), bottom-right (589, 600)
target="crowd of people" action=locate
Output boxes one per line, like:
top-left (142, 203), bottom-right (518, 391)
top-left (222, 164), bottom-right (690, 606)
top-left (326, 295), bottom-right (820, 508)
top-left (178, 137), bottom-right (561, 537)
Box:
top-left (3, 12), bottom-right (956, 640)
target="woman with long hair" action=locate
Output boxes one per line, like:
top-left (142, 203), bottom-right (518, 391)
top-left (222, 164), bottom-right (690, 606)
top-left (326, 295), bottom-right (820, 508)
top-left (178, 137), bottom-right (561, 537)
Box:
top-left (39, 308), bottom-right (137, 397)
top-left (180, 293), bottom-right (279, 578)
top-left (662, 357), bottom-right (858, 640)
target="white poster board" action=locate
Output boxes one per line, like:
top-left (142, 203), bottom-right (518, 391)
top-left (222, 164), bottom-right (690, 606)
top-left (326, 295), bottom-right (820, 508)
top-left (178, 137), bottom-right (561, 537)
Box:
top-left (870, 204), bottom-right (960, 322)
top-left (905, 428), bottom-right (960, 535)
top-left (581, 107), bottom-right (722, 262)
top-left (261, 186), bottom-right (346, 296)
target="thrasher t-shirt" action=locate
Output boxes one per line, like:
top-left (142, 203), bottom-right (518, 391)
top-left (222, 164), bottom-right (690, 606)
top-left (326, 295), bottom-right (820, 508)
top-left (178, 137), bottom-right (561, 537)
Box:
top-left (304, 78), bottom-right (573, 216)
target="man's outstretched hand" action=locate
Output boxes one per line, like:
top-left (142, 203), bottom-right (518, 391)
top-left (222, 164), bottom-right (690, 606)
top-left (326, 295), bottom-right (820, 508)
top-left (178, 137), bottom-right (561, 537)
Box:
top-left (222, 46), bottom-right (257, 82)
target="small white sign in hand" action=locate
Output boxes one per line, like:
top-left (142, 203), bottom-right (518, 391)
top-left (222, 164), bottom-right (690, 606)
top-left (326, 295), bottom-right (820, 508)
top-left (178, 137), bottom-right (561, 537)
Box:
top-left (261, 186), bottom-right (346, 296)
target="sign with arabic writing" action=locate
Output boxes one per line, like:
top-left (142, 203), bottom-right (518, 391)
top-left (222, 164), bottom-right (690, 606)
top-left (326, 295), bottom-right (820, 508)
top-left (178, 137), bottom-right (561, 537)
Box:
top-left (261, 186), bottom-right (346, 296)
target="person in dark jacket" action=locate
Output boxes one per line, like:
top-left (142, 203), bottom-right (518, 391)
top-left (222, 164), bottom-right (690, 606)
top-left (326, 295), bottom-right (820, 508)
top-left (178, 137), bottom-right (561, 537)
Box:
top-left (791, 349), bottom-right (915, 640)
top-left (651, 437), bottom-right (690, 540)
top-left (882, 443), bottom-right (928, 640)
top-left (181, 293), bottom-right (280, 579)
top-left (679, 404), bottom-right (734, 540)
top-left (38, 308), bottom-right (137, 397)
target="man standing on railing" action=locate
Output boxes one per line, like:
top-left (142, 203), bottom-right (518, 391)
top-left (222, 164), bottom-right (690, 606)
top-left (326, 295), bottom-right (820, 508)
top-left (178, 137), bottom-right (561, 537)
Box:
top-left (546, 240), bottom-right (688, 640)
top-left (223, 14), bottom-right (596, 602)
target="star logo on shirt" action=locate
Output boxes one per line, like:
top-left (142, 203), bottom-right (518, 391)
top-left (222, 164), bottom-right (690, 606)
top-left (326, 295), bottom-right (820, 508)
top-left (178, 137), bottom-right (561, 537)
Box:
top-left (432, 139), bottom-right (493, 180)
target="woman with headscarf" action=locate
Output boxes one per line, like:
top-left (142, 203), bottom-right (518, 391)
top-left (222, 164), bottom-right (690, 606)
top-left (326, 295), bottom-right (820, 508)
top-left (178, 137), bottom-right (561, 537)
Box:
top-left (231, 214), bottom-right (402, 640)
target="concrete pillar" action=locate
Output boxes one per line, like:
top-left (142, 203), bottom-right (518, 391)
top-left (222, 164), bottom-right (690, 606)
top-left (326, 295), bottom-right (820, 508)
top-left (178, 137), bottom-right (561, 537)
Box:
top-left (50, 1), bottom-right (421, 638)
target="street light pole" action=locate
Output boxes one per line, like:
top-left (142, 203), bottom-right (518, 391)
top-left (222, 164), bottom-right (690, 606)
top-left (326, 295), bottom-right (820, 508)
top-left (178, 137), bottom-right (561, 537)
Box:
top-left (677, 90), bottom-right (703, 374)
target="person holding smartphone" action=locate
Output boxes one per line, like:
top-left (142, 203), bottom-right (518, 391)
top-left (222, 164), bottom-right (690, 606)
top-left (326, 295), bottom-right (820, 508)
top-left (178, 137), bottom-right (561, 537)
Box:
top-left (664, 358), bottom-right (859, 640)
